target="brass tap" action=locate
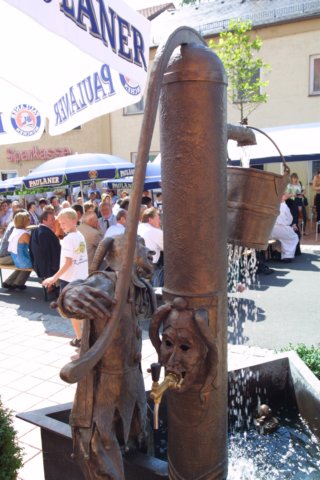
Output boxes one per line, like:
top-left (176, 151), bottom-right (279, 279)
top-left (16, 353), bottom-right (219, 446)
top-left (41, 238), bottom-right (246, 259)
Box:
top-left (149, 363), bottom-right (183, 429)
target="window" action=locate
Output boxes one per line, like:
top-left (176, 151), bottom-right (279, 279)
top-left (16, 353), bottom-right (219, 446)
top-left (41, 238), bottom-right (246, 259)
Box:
top-left (123, 97), bottom-right (144, 115)
top-left (0, 170), bottom-right (17, 181)
top-left (309, 54), bottom-right (320, 95)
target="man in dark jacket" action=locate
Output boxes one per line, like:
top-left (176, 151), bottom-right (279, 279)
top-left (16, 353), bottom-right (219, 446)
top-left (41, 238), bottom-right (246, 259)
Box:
top-left (29, 209), bottom-right (61, 280)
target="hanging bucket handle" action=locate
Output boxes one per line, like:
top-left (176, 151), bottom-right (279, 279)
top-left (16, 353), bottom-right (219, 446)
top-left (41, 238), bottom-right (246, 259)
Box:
top-left (246, 125), bottom-right (290, 174)
top-left (246, 125), bottom-right (290, 196)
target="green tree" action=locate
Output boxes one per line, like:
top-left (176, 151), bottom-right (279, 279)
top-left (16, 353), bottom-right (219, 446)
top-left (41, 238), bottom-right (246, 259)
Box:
top-left (210, 19), bottom-right (271, 123)
top-left (180, 0), bottom-right (201, 5)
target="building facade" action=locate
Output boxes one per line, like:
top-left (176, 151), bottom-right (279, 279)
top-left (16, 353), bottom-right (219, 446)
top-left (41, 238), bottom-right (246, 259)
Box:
top-left (111, 0), bottom-right (320, 202)
top-left (0, 116), bottom-right (112, 182)
top-left (1, 1), bottom-right (319, 204)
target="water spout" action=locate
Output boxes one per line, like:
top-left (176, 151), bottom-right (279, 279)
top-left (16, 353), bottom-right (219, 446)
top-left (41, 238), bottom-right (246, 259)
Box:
top-left (150, 363), bottom-right (183, 430)
top-left (227, 123), bottom-right (257, 147)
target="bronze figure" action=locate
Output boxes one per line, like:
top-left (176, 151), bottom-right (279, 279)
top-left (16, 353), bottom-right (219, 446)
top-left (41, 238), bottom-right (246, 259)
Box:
top-left (58, 236), bottom-right (156, 479)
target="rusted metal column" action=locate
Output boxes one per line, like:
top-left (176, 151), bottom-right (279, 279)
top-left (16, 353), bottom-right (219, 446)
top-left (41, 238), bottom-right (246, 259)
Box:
top-left (160, 43), bottom-right (228, 479)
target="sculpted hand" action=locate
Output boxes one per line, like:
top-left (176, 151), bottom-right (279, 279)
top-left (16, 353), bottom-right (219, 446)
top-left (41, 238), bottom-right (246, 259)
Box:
top-left (60, 284), bottom-right (116, 320)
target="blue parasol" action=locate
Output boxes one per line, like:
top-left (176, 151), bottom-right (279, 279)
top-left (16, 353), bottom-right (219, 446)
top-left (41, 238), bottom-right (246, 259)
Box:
top-left (0, 176), bottom-right (24, 193)
top-left (103, 159), bottom-right (161, 190)
top-left (23, 153), bottom-right (135, 189)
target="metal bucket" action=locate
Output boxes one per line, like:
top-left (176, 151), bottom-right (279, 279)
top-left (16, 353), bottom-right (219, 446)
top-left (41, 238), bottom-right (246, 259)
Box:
top-left (227, 166), bottom-right (290, 250)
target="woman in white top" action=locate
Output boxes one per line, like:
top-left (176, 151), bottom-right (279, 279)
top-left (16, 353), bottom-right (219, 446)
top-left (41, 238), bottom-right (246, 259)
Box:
top-left (8, 211), bottom-right (32, 269)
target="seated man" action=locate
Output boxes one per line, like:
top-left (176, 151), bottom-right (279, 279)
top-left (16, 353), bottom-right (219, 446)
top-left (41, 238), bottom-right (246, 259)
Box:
top-left (104, 209), bottom-right (127, 238)
top-left (29, 209), bottom-right (61, 280)
top-left (0, 199), bottom-right (13, 235)
top-left (98, 201), bottom-right (117, 235)
top-left (270, 194), bottom-right (299, 263)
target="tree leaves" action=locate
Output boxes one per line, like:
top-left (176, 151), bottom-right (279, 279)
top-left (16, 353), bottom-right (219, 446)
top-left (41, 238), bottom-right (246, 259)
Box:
top-left (210, 19), bottom-right (271, 122)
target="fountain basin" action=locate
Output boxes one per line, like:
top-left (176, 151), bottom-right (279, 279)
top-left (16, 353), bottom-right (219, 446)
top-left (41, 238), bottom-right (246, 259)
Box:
top-left (17, 352), bottom-right (320, 480)
top-left (228, 351), bottom-right (320, 439)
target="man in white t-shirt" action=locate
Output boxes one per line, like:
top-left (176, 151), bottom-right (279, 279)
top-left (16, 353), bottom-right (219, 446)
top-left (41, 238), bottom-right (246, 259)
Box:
top-left (137, 207), bottom-right (164, 286)
top-left (43, 208), bottom-right (88, 347)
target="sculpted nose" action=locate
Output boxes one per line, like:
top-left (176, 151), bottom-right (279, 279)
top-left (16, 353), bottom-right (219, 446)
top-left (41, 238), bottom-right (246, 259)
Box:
top-left (167, 348), bottom-right (181, 368)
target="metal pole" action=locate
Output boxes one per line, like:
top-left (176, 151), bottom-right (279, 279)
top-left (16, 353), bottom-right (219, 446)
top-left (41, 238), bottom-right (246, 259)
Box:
top-left (160, 42), bottom-right (228, 479)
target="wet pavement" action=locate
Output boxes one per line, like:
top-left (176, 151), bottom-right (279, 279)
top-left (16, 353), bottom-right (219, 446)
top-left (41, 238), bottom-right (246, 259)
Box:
top-left (234, 241), bottom-right (320, 349)
top-left (0, 236), bottom-right (319, 479)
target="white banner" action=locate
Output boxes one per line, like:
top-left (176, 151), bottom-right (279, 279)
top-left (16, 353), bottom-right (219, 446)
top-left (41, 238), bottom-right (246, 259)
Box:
top-left (0, 0), bottom-right (150, 144)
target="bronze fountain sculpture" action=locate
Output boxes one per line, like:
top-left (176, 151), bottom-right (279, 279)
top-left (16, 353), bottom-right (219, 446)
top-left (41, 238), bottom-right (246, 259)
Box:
top-left (58, 235), bottom-right (156, 479)
top-left (57, 26), bottom-right (289, 480)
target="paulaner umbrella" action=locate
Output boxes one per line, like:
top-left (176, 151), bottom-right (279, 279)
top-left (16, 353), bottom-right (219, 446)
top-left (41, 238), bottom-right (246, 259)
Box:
top-left (103, 156), bottom-right (161, 190)
top-left (0, 176), bottom-right (24, 193)
top-left (0, 0), bottom-right (150, 144)
top-left (23, 153), bottom-right (135, 189)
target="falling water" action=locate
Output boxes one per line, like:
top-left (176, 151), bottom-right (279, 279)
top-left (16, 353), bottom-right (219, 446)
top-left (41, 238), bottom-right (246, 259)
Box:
top-left (227, 244), bottom-right (257, 294)
top-left (227, 410), bottom-right (320, 479)
top-left (227, 244), bottom-right (260, 344)
top-left (239, 145), bottom-right (252, 168)
top-left (150, 396), bottom-right (320, 479)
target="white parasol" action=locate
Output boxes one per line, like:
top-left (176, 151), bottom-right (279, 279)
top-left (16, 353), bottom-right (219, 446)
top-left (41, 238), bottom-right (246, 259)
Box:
top-left (0, 0), bottom-right (150, 144)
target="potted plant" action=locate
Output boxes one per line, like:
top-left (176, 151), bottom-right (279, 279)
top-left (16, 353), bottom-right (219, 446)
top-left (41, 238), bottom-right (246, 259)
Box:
top-left (281, 344), bottom-right (320, 379)
top-left (0, 398), bottom-right (23, 480)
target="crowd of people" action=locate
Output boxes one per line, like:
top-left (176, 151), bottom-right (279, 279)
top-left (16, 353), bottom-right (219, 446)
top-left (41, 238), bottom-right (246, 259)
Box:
top-left (0, 190), bottom-right (164, 347)
top-left (1, 171), bottom-right (319, 341)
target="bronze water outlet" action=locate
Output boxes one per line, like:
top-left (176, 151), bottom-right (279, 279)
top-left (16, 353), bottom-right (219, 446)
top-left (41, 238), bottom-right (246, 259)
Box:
top-left (149, 362), bottom-right (183, 429)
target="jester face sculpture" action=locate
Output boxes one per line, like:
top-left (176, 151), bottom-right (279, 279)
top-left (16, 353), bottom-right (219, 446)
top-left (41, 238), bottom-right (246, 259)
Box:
top-left (159, 309), bottom-right (208, 392)
top-left (150, 297), bottom-right (218, 394)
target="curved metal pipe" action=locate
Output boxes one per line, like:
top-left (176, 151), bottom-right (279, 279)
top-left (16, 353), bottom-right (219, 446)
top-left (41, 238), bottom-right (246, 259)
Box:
top-left (60, 27), bottom-right (206, 384)
top-left (89, 237), bottom-right (114, 274)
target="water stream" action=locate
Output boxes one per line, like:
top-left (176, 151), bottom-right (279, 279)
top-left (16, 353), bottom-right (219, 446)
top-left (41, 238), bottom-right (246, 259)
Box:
top-left (228, 408), bottom-right (320, 479)
top-left (227, 244), bottom-right (257, 294)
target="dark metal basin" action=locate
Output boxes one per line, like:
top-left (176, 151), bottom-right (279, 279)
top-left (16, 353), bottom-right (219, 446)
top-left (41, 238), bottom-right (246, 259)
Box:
top-left (17, 352), bottom-right (320, 480)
